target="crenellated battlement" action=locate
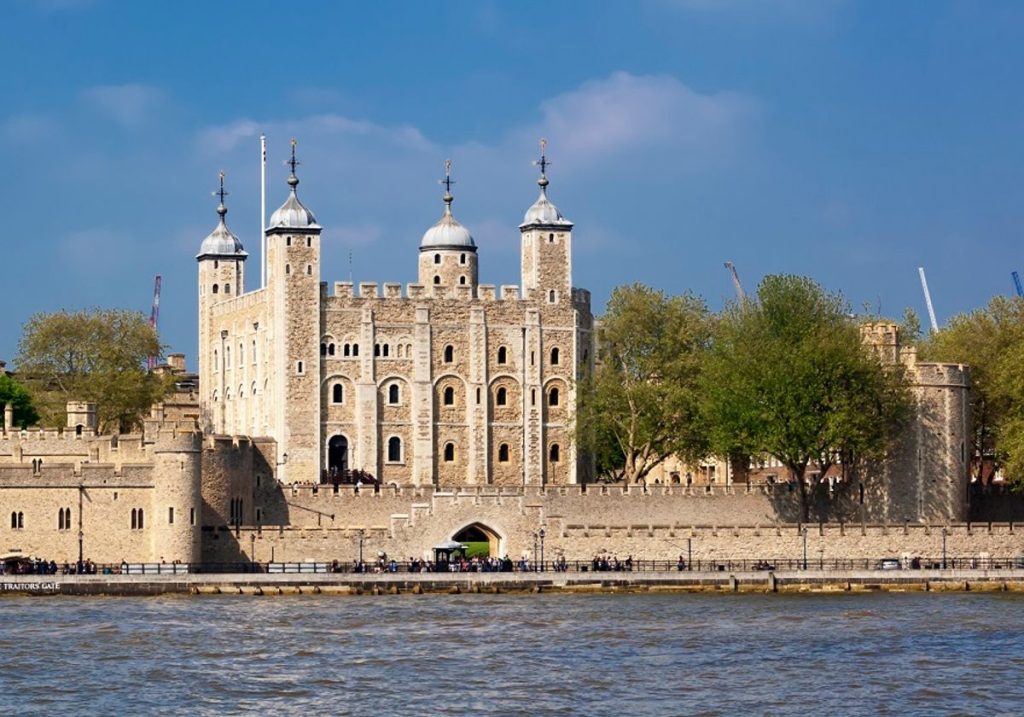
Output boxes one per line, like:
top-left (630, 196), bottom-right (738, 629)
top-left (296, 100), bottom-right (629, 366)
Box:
top-left (210, 286), bottom-right (268, 317)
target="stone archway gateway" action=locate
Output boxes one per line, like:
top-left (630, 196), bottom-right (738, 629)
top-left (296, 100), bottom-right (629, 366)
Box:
top-left (452, 522), bottom-right (503, 558)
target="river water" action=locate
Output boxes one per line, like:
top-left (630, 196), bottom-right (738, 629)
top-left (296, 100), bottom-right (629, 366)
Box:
top-left (1, 592), bottom-right (1021, 715)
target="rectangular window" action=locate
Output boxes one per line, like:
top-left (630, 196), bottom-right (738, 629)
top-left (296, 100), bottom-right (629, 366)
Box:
top-left (297, 361), bottom-right (304, 374)
top-left (168, 507), bottom-right (174, 524)
top-left (190, 508), bottom-right (196, 526)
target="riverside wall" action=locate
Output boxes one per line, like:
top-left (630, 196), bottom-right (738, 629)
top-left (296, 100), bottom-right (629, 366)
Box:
top-left (203, 483), bottom-right (1024, 564)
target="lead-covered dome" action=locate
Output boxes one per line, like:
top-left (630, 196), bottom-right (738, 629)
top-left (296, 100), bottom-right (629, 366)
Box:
top-left (268, 173), bottom-right (319, 229)
top-left (420, 201), bottom-right (476, 250)
top-left (520, 140), bottom-right (572, 229)
top-left (197, 174), bottom-right (247, 259)
top-left (420, 160), bottom-right (476, 251)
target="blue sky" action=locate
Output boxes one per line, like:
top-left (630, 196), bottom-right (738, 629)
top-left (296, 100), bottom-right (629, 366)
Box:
top-left (4, 0), bottom-right (1024, 367)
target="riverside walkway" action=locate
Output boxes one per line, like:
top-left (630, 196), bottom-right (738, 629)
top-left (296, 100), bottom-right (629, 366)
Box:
top-left (4, 569), bottom-right (1024, 596)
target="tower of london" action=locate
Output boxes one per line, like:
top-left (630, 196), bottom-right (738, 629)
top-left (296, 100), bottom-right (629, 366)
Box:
top-left (197, 142), bottom-right (594, 487)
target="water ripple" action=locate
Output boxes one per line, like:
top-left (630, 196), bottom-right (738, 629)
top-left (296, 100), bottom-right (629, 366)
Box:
top-left (0, 593), bottom-right (1023, 715)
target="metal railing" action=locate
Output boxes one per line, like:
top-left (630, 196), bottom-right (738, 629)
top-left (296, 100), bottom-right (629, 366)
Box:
top-left (5, 556), bottom-right (1023, 577)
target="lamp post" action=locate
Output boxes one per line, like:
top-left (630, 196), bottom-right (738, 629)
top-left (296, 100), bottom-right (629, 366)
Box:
top-left (539, 527), bottom-right (546, 572)
top-left (687, 537), bottom-right (692, 571)
top-left (942, 527), bottom-right (948, 569)
top-left (77, 484), bottom-right (84, 568)
top-left (357, 529), bottom-right (364, 566)
top-left (536, 528), bottom-right (544, 573)
top-left (802, 527), bottom-right (808, 570)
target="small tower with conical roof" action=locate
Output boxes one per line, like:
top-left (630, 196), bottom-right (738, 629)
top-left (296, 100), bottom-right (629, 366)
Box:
top-left (265, 139), bottom-right (322, 483)
top-left (418, 159), bottom-right (478, 293)
top-left (197, 172), bottom-right (247, 433)
top-left (520, 139), bottom-right (573, 304)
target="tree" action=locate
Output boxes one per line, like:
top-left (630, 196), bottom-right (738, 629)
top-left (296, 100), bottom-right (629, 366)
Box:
top-left (0, 374), bottom-right (39, 428)
top-left (577, 283), bottom-right (711, 484)
top-left (921, 295), bottom-right (1024, 482)
top-left (15, 309), bottom-right (169, 433)
top-left (701, 275), bottom-right (912, 521)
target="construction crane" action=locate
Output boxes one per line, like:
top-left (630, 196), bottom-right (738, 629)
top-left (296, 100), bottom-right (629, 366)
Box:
top-left (723, 261), bottom-right (746, 302)
top-left (1013, 271), bottom-right (1023, 298)
top-left (147, 275), bottom-right (162, 370)
top-left (917, 267), bottom-right (939, 334)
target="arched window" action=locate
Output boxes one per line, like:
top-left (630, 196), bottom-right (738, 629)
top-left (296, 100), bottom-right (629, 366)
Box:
top-left (389, 384), bottom-right (400, 404)
top-left (58, 508), bottom-right (64, 530)
top-left (214, 260), bottom-right (219, 269)
top-left (306, 264), bottom-right (312, 275)
top-left (374, 344), bottom-right (380, 357)
top-left (460, 253), bottom-right (466, 264)
top-left (328, 343), bottom-right (335, 356)
top-left (332, 384), bottom-right (343, 404)
top-left (549, 232), bottom-right (555, 242)
top-left (387, 436), bottom-right (402, 462)
top-left (138, 508), bottom-right (144, 529)
top-left (252, 340), bottom-right (257, 364)
top-left (352, 344), bottom-right (359, 357)
top-left (434, 253), bottom-right (441, 265)
top-left (286, 264), bottom-right (291, 274)
top-left (213, 350), bottom-right (218, 371)
top-left (498, 444), bottom-right (510, 462)
top-left (549, 387), bottom-right (559, 407)
top-left (343, 344), bottom-right (350, 357)
top-left (320, 343), bottom-right (327, 356)
top-left (433, 275), bottom-right (441, 285)
top-left (550, 347), bottom-right (559, 365)
top-left (212, 284), bottom-right (219, 294)
top-left (10, 511), bottom-right (16, 529)
top-left (496, 387), bottom-right (507, 406)
top-left (225, 347), bottom-right (231, 368)
top-left (224, 283), bottom-right (231, 294)
top-left (131, 508), bottom-right (137, 530)
top-left (383, 344), bottom-right (389, 358)
top-left (444, 443), bottom-right (455, 462)
top-left (549, 289), bottom-right (556, 303)
top-left (287, 237), bottom-right (292, 247)
top-left (497, 346), bottom-right (507, 364)
top-left (550, 444), bottom-right (560, 462)
top-left (443, 386), bottom-right (454, 406)
top-left (459, 276), bottom-right (466, 285)
top-left (444, 345), bottom-right (454, 363)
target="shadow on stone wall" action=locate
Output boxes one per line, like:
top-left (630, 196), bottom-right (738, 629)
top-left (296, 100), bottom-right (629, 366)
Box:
top-left (970, 484), bottom-right (1024, 522)
top-left (767, 480), bottom-right (863, 524)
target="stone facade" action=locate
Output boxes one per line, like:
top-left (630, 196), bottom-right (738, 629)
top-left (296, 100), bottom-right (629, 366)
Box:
top-left (196, 149), bottom-right (594, 489)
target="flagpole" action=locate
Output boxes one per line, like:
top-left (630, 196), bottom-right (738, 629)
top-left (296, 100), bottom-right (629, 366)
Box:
top-left (260, 133), bottom-right (267, 288)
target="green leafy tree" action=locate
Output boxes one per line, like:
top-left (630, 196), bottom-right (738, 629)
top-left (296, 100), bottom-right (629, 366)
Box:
top-left (15, 309), bottom-right (169, 433)
top-left (921, 295), bottom-right (1024, 482)
top-left (701, 275), bottom-right (912, 521)
top-left (577, 283), bottom-right (711, 483)
top-left (0, 374), bottom-right (39, 428)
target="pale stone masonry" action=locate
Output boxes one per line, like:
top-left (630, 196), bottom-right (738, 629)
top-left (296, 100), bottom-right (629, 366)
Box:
top-left (197, 145), bottom-right (594, 487)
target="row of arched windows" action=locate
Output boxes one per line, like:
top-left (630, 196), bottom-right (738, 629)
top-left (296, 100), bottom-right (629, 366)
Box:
top-left (437, 443), bottom-right (561, 464)
top-left (57, 507), bottom-right (72, 530)
top-left (433, 252), bottom-right (469, 265)
top-left (130, 508), bottom-right (145, 530)
top-left (441, 346), bottom-right (559, 366)
top-left (432, 275), bottom-right (470, 285)
top-left (10, 511), bottom-right (23, 529)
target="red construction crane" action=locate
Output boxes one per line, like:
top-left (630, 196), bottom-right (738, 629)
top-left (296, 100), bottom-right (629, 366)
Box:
top-left (147, 275), bottom-right (162, 369)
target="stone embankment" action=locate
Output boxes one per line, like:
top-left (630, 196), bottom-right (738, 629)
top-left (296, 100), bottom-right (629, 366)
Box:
top-left (4, 570), bottom-right (1024, 597)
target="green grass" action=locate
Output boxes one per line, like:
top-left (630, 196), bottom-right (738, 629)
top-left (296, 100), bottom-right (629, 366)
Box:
top-left (462, 541), bottom-right (491, 558)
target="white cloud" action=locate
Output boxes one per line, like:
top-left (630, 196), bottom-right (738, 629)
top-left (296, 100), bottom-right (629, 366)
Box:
top-left (526, 71), bottom-right (758, 169)
top-left (80, 84), bottom-right (169, 128)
